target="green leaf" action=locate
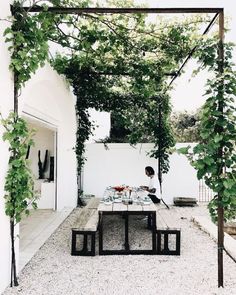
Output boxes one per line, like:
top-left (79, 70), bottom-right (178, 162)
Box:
top-left (177, 146), bottom-right (190, 155)
top-left (203, 157), bottom-right (214, 165)
top-left (3, 27), bottom-right (12, 36)
top-left (223, 179), bottom-right (234, 189)
top-left (214, 134), bottom-right (223, 143)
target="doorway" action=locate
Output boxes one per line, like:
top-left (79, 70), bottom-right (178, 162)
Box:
top-left (23, 115), bottom-right (57, 210)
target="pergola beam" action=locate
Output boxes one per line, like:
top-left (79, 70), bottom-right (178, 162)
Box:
top-left (17, 6), bottom-right (223, 14)
top-left (169, 12), bottom-right (219, 86)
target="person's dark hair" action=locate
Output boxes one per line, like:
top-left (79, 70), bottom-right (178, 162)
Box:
top-left (145, 166), bottom-right (155, 175)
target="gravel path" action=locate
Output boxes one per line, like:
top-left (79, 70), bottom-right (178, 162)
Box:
top-left (3, 205), bottom-right (236, 295)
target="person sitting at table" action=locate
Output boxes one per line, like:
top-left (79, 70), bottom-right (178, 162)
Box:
top-left (140, 166), bottom-right (160, 204)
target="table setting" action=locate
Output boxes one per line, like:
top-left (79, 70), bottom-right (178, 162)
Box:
top-left (101, 185), bottom-right (152, 205)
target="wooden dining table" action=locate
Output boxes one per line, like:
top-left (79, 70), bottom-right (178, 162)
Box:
top-left (98, 201), bottom-right (157, 255)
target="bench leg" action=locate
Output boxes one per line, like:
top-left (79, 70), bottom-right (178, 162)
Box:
top-left (156, 230), bottom-right (181, 255)
top-left (71, 230), bottom-right (96, 256)
top-left (82, 234), bottom-right (88, 252)
top-left (176, 231), bottom-right (181, 255)
top-left (164, 232), bottom-right (169, 252)
top-left (91, 233), bottom-right (96, 256)
top-left (71, 230), bottom-right (77, 255)
top-left (147, 214), bottom-right (152, 229)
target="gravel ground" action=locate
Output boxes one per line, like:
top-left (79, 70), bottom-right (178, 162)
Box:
top-left (3, 205), bottom-right (236, 295)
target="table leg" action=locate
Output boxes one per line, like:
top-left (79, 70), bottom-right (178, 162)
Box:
top-left (124, 213), bottom-right (130, 251)
top-left (148, 213), bottom-right (152, 229)
top-left (99, 212), bottom-right (103, 255)
top-left (152, 212), bottom-right (157, 253)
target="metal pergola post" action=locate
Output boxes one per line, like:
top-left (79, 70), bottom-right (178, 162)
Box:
top-left (11, 5), bottom-right (225, 287)
top-left (218, 11), bottom-right (225, 288)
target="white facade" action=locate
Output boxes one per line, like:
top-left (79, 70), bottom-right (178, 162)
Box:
top-left (83, 143), bottom-right (199, 204)
top-left (20, 64), bottom-right (77, 210)
top-left (0, 1), bottom-right (77, 291)
top-left (0, 64), bottom-right (78, 293)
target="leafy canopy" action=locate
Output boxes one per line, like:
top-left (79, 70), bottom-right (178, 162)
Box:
top-left (4, 1), bottom-right (236, 222)
top-left (48, 1), bottom-right (207, 174)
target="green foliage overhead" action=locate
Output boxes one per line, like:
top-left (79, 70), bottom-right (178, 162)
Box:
top-left (170, 110), bottom-right (201, 143)
top-left (5, 2), bottom-right (211, 177)
top-left (4, 1), bottom-right (58, 89)
top-left (50, 4), bottom-right (207, 175)
top-left (4, 0), bottom-right (236, 224)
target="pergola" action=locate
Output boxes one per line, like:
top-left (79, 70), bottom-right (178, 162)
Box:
top-left (11, 5), bottom-right (225, 287)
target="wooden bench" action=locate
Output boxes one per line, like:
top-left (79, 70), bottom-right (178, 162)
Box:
top-left (86, 197), bottom-right (101, 210)
top-left (71, 198), bottom-right (100, 256)
top-left (156, 209), bottom-right (181, 256)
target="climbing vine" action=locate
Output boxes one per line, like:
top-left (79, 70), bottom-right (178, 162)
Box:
top-left (4, 2), bottom-right (57, 90)
top-left (1, 112), bottom-right (36, 287)
top-left (179, 39), bottom-right (236, 222)
top-left (2, 0), bottom-right (56, 287)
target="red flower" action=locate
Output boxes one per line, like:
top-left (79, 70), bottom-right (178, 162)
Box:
top-left (113, 186), bottom-right (125, 192)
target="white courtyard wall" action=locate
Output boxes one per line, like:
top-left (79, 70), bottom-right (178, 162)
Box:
top-left (83, 143), bottom-right (199, 204)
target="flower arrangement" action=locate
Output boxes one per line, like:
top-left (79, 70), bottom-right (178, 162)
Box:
top-left (113, 186), bottom-right (126, 192)
top-left (112, 186), bottom-right (133, 196)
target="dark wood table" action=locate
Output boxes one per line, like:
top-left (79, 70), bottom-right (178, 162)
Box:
top-left (98, 202), bottom-right (157, 255)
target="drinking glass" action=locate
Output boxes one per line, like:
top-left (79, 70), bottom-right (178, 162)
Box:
top-left (103, 187), bottom-right (110, 202)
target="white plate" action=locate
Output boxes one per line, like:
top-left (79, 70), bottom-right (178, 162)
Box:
top-left (142, 201), bottom-right (151, 205)
top-left (114, 199), bottom-right (122, 203)
top-left (104, 202), bottom-right (113, 205)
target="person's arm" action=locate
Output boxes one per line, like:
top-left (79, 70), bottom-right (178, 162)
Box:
top-left (140, 186), bottom-right (156, 193)
top-left (147, 187), bottom-right (156, 194)
top-left (140, 185), bottom-right (148, 190)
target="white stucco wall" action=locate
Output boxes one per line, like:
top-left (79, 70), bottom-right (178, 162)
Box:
top-left (162, 143), bottom-right (199, 201)
top-left (19, 64), bottom-right (77, 210)
top-left (87, 109), bottom-right (111, 142)
top-left (0, 63), bottom-right (77, 292)
top-left (0, 2), bottom-right (77, 290)
top-left (83, 143), bottom-right (199, 204)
